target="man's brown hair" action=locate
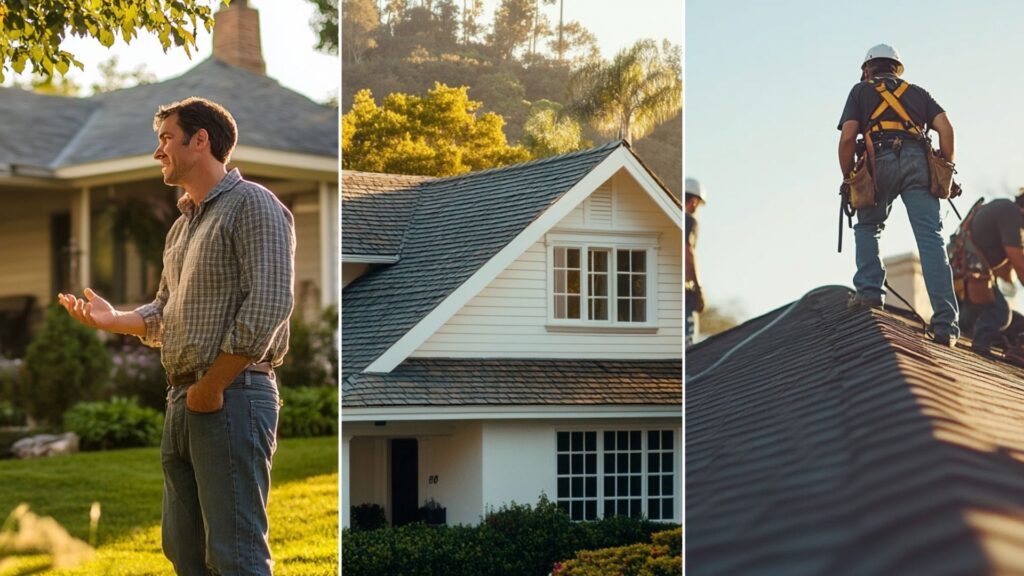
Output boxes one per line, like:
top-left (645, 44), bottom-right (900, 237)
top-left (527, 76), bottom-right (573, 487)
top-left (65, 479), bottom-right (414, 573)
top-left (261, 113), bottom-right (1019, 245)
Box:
top-left (153, 97), bottom-right (238, 163)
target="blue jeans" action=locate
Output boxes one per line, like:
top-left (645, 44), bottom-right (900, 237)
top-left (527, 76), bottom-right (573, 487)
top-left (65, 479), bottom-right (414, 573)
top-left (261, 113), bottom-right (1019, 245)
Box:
top-left (162, 371), bottom-right (280, 576)
top-left (853, 144), bottom-right (959, 337)
top-left (961, 288), bottom-right (1012, 351)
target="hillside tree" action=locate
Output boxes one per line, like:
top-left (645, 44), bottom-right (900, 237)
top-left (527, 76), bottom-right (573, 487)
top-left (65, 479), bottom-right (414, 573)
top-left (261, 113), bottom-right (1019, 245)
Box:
top-left (342, 83), bottom-right (530, 176)
top-left (0, 0), bottom-right (221, 82)
top-left (522, 100), bottom-right (587, 158)
top-left (489, 0), bottom-right (535, 61)
top-left (461, 0), bottom-right (484, 44)
top-left (568, 39), bottom-right (681, 144)
top-left (342, 0), bottom-right (381, 64)
top-left (548, 20), bottom-right (598, 63)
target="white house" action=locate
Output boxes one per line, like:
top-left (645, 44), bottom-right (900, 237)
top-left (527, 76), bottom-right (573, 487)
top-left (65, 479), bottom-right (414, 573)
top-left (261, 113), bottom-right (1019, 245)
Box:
top-left (341, 141), bottom-right (683, 527)
top-left (0, 1), bottom-right (338, 355)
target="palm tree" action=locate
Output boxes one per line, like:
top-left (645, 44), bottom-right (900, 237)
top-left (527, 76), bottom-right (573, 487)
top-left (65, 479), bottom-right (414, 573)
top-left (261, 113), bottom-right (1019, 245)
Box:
top-left (568, 39), bottom-right (682, 144)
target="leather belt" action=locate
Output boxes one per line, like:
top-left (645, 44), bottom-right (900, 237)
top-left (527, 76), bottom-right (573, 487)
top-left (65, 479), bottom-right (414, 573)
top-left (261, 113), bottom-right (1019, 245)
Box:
top-left (167, 361), bottom-right (274, 387)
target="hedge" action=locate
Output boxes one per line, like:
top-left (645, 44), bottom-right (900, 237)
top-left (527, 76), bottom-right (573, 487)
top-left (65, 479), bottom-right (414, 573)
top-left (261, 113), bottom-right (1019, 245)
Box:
top-left (341, 496), bottom-right (677, 576)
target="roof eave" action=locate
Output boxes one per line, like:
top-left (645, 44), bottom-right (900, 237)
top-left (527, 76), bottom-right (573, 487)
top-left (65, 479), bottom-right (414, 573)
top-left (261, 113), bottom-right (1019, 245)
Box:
top-left (340, 404), bottom-right (683, 422)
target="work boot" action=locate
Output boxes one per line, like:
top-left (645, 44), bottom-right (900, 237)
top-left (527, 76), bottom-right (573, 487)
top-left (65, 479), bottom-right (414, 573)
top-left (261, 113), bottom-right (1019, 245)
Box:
top-left (847, 293), bottom-right (883, 310)
top-left (932, 332), bottom-right (957, 348)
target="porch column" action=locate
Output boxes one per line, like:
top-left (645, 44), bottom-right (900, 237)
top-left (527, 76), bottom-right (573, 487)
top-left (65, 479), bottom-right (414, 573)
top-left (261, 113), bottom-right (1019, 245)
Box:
top-left (72, 187), bottom-right (91, 291)
top-left (342, 434), bottom-right (351, 528)
top-left (318, 180), bottom-right (337, 307)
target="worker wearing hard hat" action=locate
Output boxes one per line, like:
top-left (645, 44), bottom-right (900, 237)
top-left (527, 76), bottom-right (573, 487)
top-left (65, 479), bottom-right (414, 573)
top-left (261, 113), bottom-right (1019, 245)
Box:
top-left (837, 43), bottom-right (960, 346)
top-left (685, 177), bottom-right (706, 346)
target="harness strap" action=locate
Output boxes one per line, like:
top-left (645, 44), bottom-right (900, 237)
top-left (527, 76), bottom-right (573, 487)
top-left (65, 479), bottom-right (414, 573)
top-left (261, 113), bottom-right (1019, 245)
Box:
top-left (867, 80), bottom-right (923, 136)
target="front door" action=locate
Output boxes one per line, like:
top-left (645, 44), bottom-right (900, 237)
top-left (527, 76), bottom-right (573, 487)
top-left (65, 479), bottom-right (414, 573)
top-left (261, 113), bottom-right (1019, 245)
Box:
top-left (390, 439), bottom-right (418, 526)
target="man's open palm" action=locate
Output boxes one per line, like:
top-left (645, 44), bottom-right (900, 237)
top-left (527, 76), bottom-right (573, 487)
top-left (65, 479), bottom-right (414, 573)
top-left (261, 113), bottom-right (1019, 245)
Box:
top-left (58, 288), bottom-right (117, 330)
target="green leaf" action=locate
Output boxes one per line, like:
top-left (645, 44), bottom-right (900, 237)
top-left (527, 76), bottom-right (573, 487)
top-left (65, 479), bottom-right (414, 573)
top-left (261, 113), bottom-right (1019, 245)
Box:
top-left (55, 58), bottom-right (69, 76)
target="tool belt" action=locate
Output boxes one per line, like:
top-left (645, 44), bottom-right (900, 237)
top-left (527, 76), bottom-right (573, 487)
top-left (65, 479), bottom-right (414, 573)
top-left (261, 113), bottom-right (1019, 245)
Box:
top-left (948, 198), bottom-right (995, 306)
top-left (167, 361), bottom-right (274, 387)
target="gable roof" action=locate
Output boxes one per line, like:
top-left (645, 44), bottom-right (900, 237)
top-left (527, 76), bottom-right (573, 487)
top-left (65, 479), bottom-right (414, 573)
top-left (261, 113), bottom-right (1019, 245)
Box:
top-left (0, 58), bottom-right (337, 175)
top-left (341, 141), bottom-right (634, 380)
top-left (341, 171), bottom-right (433, 261)
top-left (343, 358), bottom-right (682, 409)
top-left (687, 285), bottom-right (1024, 575)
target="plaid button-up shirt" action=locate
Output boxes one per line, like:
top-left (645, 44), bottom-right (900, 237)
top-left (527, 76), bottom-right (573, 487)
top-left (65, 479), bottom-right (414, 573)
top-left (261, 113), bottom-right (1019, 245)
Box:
top-left (135, 169), bottom-right (295, 375)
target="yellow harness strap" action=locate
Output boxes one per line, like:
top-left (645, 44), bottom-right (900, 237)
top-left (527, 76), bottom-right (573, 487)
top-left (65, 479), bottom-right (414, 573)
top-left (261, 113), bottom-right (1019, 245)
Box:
top-left (867, 80), bottom-right (922, 135)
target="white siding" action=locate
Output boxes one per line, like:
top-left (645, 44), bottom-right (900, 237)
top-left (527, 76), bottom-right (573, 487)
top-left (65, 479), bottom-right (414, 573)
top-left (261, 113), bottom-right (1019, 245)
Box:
top-left (420, 423), bottom-right (483, 526)
top-left (0, 192), bottom-right (69, 308)
top-left (414, 170), bottom-right (681, 359)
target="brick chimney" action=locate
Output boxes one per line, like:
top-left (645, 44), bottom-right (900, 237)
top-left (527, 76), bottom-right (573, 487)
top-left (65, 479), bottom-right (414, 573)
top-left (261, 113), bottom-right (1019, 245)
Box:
top-left (884, 252), bottom-right (933, 322)
top-left (212, 0), bottom-right (266, 75)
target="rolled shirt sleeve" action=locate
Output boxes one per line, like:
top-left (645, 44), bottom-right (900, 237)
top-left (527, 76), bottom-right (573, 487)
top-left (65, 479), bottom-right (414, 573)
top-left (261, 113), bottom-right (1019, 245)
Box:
top-left (219, 187), bottom-right (296, 360)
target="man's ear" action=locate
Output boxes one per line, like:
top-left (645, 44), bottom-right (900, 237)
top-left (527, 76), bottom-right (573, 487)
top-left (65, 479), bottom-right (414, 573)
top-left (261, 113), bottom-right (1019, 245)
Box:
top-left (193, 128), bottom-right (210, 150)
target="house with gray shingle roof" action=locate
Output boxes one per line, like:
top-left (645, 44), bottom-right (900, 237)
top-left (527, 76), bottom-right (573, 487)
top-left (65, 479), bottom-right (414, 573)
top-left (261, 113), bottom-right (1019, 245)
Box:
top-left (687, 284), bottom-right (1024, 576)
top-left (341, 141), bottom-right (683, 528)
top-left (0, 1), bottom-right (337, 354)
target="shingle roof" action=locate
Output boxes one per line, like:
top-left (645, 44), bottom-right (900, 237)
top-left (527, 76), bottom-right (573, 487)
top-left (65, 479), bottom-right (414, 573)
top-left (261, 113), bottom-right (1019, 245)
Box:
top-left (341, 171), bottom-right (433, 259)
top-left (687, 285), bottom-right (1024, 576)
top-left (341, 141), bottom-right (624, 379)
top-left (0, 58), bottom-right (337, 172)
top-left (343, 358), bottom-right (682, 407)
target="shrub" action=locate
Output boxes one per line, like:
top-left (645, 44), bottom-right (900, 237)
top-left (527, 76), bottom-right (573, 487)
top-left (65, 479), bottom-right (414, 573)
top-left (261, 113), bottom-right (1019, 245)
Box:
top-left (0, 400), bottom-right (25, 428)
top-left (555, 529), bottom-right (682, 576)
top-left (22, 304), bottom-right (112, 425)
top-left (63, 397), bottom-right (163, 451)
top-left (278, 386), bottom-right (337, 437)
top-left (278, 305), bottom-right (337, 388)
top-left (350, 503), bottom-right (387, 531)
top-left (340, 495), bottom-right (678, 576)
top-left (107, 338), bottom-right (166, 411)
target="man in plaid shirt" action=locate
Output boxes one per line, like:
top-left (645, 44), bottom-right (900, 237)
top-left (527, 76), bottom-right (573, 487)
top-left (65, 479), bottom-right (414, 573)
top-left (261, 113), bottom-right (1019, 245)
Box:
top-left (59, 97), bottom-right (295, 576)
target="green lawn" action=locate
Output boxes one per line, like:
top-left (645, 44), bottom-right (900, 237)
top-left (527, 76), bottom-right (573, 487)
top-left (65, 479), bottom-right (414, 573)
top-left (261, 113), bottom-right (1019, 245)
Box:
top-left (0, 436), bottom-right (338, 575)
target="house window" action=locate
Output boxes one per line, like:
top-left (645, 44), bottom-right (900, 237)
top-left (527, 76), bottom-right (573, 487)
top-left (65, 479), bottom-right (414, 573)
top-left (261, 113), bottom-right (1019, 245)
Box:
top-left (556, 431), bottom-right (598, 521)
top-left (548, 240), bottom-right (656, 325)
top-left (556, 429), bottom-right (675, 522)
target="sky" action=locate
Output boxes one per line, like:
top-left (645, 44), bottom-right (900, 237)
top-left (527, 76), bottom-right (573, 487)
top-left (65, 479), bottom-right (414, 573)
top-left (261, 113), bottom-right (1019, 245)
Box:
top-left (2, 0), bottom-right (338, 103)
top-left (477, 0), bottom-right (683, 57)
top-left (687, 0), bottom-right (1024, 324)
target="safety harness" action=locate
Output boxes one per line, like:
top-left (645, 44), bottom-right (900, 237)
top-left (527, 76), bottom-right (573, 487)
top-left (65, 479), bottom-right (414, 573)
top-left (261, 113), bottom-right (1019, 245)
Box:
top-left (948, 198), bottom-right (994, 305)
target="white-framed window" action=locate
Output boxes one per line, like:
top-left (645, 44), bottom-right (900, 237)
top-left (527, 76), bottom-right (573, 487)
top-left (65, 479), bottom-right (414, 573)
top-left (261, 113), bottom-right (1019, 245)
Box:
top-left (556, 429), bottom-right (676, 522)
top-left (546, 232), bottom-right (659, 328)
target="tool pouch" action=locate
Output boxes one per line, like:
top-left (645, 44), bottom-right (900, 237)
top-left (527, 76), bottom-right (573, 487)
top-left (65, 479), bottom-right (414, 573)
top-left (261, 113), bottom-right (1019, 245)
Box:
top-left (928, 149), bottom-right (956, 199)
top-left (964, 272), bottom-right (995, 305)
top-left (845, 155), bottom-right (875, 209)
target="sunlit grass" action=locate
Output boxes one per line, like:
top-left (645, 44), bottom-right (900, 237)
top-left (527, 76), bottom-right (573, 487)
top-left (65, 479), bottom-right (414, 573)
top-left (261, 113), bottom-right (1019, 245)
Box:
top-left (0, 436), bottom-right (338, 575)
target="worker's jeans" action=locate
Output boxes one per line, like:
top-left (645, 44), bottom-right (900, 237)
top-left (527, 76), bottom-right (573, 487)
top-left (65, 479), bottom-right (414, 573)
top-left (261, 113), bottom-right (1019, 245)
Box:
top-left (962, 288), bottom-right (1012, 351)
top-left (853, 144), bottom-right (959, 338)
top-left (162, 371), bottom-right (280, 576)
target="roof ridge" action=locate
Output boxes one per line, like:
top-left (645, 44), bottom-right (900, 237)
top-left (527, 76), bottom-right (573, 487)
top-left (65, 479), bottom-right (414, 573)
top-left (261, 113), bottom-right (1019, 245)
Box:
top-left (421, 140), bottom-right (624, 185)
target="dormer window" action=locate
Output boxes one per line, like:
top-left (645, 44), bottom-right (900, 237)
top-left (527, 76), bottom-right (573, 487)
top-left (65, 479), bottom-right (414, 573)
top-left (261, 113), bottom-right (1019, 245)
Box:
top-left (547, 232), bottom-right (659, 330)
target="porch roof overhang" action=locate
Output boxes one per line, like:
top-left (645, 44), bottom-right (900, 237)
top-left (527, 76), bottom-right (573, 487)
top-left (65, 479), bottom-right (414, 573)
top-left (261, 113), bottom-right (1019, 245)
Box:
top-left (341, 404), bottom-right (682, 422)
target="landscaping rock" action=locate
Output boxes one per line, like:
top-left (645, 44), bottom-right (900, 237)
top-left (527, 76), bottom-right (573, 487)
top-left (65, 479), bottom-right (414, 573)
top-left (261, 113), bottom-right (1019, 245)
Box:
top-left (11, 432), bottom-right (80, 458)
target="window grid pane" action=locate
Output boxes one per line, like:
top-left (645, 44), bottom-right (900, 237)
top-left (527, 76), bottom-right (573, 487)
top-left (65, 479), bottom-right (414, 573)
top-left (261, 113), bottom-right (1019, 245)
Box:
top-left (557, 431), bottom-right (598, 520)
top-left (647, 430), bottom-right (674, 521)
top-left (616, 249), bottom-right (647, 322)
top-left (553, 248), bottom-right (582, 319)
top-left (604, 429), bottom-right (643, 519)
top-left (588, 249), bottom-right (610, 321)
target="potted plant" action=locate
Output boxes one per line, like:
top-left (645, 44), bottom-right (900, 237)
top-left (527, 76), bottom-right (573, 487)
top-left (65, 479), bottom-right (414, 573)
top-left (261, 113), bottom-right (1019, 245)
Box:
top-left (418, 498), bottom-right (446, 526)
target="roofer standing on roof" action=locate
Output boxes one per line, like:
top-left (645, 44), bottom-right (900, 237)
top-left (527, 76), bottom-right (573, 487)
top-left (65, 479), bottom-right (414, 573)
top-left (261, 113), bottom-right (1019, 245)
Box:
top-left (685, 177), bottom-right (706, 346)
top-left (838, 43), bottom-right (959, 346)
top-left (58, 97), bottom-right (295, 576)
top-left (949, 193), bottom-right (1024, 365)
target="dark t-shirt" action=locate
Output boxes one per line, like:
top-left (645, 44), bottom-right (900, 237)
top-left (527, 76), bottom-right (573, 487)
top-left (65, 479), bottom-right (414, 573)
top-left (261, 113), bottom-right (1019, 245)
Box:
top-left (685, 212), bottom-right (697, 248)
top-left (971, 199), bottom-right (1024, 267)
top-left (837, 74), bottom-right (945, 134)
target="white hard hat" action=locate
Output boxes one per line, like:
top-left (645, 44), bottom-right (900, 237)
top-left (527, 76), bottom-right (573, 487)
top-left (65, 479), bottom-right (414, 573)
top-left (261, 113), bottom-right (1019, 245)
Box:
top-left (685, 177), bottom-right (706, 203)
top-left (862, 43), bottom-right (904, 76)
